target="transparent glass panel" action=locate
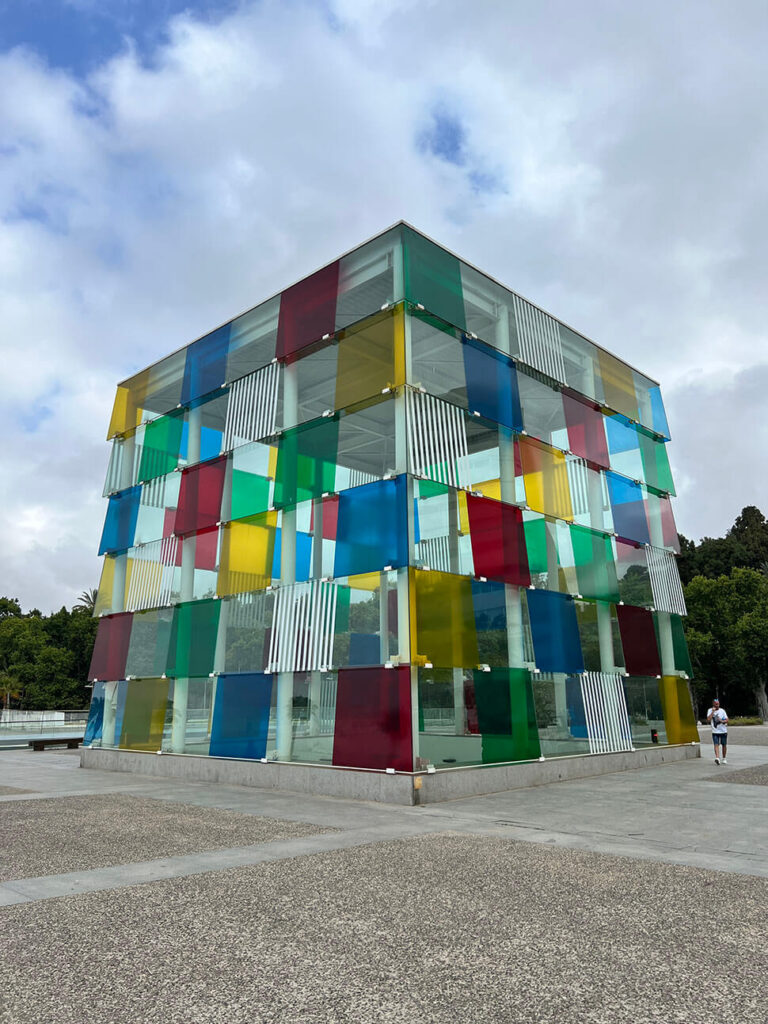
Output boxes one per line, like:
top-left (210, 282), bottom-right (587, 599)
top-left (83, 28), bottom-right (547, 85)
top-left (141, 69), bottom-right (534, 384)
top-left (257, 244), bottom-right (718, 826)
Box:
top-left (133, 471), bottom-right (181, 547)
top-left (624, 676), bottom-right (667, 747)
top-left (410, 310), bottom-right (466, 404)
top-left (615, 539), bottom-right (653, 606)
top-left (221, 591), bottom-right (274, 674)
top-left (332, 570), bottom-right (400, 667)
top-left (335, 226), bottom-right (401, 330)
top-left (226, 295), bottom-right (279, 383)
top-left (518, 369), bottom-right (568, 448)
top-left (531, 673), bottom-right (591, 757)
top-left (125, 607), bottom-right (174, 679)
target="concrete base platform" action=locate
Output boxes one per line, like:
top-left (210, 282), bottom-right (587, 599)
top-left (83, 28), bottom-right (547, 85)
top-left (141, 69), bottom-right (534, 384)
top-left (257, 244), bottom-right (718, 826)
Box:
top-left (80, 743), bottom-right (700, 805)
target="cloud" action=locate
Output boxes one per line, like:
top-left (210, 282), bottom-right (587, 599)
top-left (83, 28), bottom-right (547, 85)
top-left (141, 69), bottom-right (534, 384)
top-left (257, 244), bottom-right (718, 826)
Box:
top-left (0, 0), bottom-right (766, 610)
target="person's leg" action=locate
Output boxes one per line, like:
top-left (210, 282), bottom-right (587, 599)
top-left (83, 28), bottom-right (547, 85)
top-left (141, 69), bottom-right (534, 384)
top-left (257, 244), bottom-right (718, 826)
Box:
top-left (721, 736), bottom-right (727, 762)
top-left (713, 736), bottom-right (721, 762)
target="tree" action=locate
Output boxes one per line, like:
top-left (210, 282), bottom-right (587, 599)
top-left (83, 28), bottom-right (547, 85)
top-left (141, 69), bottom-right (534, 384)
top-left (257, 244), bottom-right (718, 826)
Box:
top-left (73, 588), bottom-right (98, 614)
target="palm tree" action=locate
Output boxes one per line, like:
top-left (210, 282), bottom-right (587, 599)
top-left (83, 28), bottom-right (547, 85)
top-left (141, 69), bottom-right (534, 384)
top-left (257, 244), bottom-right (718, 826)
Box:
top-left (73, 588), bottom-right (98, 614)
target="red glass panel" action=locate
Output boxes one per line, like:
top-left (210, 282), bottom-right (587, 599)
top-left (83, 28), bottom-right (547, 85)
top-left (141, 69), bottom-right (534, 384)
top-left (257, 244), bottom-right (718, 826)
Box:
top-left (466, 493), bottom-right (530, 586)
top-left (89, 612), bottom-right (133, 681)
top-left (563, 392), bottom-right (609, 467)
top-left (276, 261), bottom-right (340, 363)
top-left (173, 457), bottom-right (226, 536)
top-left (309, 494), bottom-right (339, 541)
top-left (332, 666), bottom-right (412, 771)
top-left (616, 605), bottom-right (661, 676)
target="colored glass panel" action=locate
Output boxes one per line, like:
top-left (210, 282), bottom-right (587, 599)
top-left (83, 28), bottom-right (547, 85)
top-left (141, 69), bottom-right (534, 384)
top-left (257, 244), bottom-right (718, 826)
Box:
top-left (605, 415), bottom-right (643, 481)
top-left (574, 601), bottom-right (601, 672)
top-left (119, 677), bottom-right (169, 751)
top-left (562, 392), bottom-right (609, 466)
top-left (526, 589), bottom-right (584, 674)
top-left (569, 524), bottom-right (619, 602)
top-left (181, 324), bottom-right (230, 406)
top-left (412, 569), bottom-right (479, 668)
top-left (138, 411), bottom-right (184, 482)
top-left (209, 672), bottom-right (273, 759)
top-left (647, 491), bottom-right (681, 553)
top-left (519, 437), bottom-right (573, 521)
top-left (332, 665), bottom-right (412, 771)
top-left (84, 682), bottom-right (106, 744)
top-left (598, 348), bottom-right (639, 420)
top-left (606, 472), bottom-right (650, 544)
top-left (465, 493), bottom-right (530, 586)
top-left (276, 260), bottom-right (340, 362)
top-left (616, 605), bottom-right (661, 676)
top-left (523, 516), bottom-right (550, 577)
top-left (218, 511), bottom-right (278, 596)
top-left (649, 386), bottom-right (670, 439)
top-left (273, 416), bottom-right (339, 509)
top-left (615, 538), bottom-right (653, 606)
top-left (565, 674), bottom-right (588, 738)
top-left (462, 336), bottom-right (522, 431)
top-left (659, 675), bottom-right (699, 744)
top-left (89, 612), bottom-right (133, 681)
top-left (473, 667), bottom-right (541, 763)
top-left (174, 457), bottom-right (227, 536)
top-left (107, 384), bottom-right (143, 439)
top-left (403, 225), bottom-right (466, 331)
top-left (471, 580), bottom-right (512, 668)
top-left (125, 607), bottom-right (174, 679)
top-left (271, 526), bottom-right (312, 583)
top-left (669, 614), bottom-right (693, 676)
top-left (333, 476), bottom-right (408, 578)
top-left (98, 486), bottom-right (141, 555)
top-left (638, 431), bottom-right (675, 494)
top-left (335, 305), bottom-right (405, 411)
top-left (167, 599), bottom-right (221, 678)
top-left (230, 445), bottom-right (273, 521)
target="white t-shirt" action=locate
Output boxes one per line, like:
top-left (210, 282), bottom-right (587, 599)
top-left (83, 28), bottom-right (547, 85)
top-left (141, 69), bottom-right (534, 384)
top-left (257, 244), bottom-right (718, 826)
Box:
top-left (708, 707), bottom-right (728, 734)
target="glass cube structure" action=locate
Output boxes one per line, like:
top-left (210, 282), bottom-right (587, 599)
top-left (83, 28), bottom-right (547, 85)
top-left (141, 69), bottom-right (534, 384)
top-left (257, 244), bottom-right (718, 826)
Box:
top-left (85, 223), bottom-right (698, 770)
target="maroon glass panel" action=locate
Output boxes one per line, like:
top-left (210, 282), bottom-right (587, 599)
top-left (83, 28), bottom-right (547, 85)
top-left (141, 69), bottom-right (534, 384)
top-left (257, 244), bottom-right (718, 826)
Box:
top-left (332, 665), bottom-right (412, 771)
top-left (88, 612), bottom-right (134, 681)
top-left (563, 392), bottom-right (609, 467)
top-left (465, 493), bottom-right (530, 586)
top-left (276, 261), bottom-right (340, 363)
top-left (616, 605), bottom-right (661, 676)
top-left (173, 457), bottom-right (227, 537)
top-left (309, 494), bottom-right (339, 540)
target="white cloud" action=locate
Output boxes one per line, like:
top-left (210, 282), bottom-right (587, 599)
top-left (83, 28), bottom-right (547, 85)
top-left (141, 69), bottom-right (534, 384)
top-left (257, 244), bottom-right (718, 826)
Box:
top-left (0, 0), bottom-right (766, 609)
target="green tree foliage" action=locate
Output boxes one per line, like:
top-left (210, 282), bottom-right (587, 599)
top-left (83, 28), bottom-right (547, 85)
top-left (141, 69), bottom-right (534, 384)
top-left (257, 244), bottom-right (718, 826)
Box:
top-left (0, 596), bottom-right (98, 711)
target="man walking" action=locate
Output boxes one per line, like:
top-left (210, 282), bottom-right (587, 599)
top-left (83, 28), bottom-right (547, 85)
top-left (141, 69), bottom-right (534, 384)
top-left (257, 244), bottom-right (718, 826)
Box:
top-left (707, 698), bottom-right (729, 764)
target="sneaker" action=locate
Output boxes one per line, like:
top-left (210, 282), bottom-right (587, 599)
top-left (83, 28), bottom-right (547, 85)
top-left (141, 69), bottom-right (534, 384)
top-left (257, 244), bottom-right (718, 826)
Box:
top-left (714, 757), bottom-right (720, 764)
top-left (722, 758), bottom-right (727, 764)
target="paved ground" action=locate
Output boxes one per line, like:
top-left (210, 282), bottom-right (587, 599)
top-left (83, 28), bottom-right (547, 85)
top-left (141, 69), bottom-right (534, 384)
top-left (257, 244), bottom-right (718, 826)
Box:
top-left (1, 736), bottom-right (767, 1023)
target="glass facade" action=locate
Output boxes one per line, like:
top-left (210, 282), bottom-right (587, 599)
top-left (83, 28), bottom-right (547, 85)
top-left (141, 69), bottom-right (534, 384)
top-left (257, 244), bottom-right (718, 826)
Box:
top-left (86, 223), bottom-right (696, 771)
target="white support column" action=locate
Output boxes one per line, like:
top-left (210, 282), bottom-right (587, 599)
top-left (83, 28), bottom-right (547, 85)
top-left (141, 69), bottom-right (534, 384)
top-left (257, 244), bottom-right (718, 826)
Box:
top-left (101, 681), bottom-right (118, 748)
top-left (276, 360), bottom-right (298, 761)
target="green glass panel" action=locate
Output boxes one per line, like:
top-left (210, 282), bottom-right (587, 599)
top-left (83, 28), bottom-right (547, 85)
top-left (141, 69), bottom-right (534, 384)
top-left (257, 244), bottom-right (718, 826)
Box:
top-left (335, 585), bottom-right (351, 633)
top-left (524, 516), bottom-right (549, 575)
top-left (273, 417), bottom-right (339, 509)
top-left (638, 431), bottom-right (676, 495)
top-left (230, 469), bottom-right (271, 521)
top-left (570, 524), bottom-right (620, 602)
top-left (416, 478), bottom-right (452, 500)
top-left (119, 678), bottom-right (169, 751)
top-left (474, 667), bottom-right (541, 763)
top-left (138, 411), bottom-right (184, 482)
top-left (402, 225), bottom-right (466, 331)
top-left (670, 615), bottom-right (693, 676)
top-left (168, 599), bottom-right (221, 678)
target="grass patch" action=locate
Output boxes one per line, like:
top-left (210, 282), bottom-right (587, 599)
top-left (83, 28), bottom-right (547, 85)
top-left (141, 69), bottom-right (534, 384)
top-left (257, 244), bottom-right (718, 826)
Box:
top-left (729, 717), bottom-right (764, 726)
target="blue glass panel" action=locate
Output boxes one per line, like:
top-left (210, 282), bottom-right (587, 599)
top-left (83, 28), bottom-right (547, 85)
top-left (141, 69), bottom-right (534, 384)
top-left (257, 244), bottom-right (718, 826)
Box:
top-left (349, 633), bottom-right (380, 665)
top-left (181, 324), bottom-right (230, 406)
top-left (565, 675), bottom-right (588, 737)
top-left (98, 485), bottom-right (141, 554)
top-left (113, 679), bottom-right (129, 742)
top-left (200, 424), bottom-right (223, 462)
top-left (649, 386), bottom-right (670, 438)
top-left (463, 337), bottom-right (522, 430)
top-left (606, 471), bottom-right (651, 544)
top-left (526, 589), bottom-right (584, 674)
top-left (605, 414), bottom-right (639, 454)
top-left (333, 476), bottom-right (408, 578)
top-left (209, 672), bottom-right (273, 759)
top-left (471, 579), bottom-right (507, 631)
top-left (84, 681), bottom-right (106, 744)
top-left (272, 528), bottom-right (312, 582)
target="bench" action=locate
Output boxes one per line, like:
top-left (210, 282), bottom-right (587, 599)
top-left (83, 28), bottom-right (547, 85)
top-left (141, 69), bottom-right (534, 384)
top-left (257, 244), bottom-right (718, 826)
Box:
top-left (28, 737), bottom-right (84, 752)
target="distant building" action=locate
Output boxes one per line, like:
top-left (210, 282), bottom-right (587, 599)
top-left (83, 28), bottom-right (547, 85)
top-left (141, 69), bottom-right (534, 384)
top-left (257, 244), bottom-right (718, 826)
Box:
top-left (84, 222), bottom-right (698, 772)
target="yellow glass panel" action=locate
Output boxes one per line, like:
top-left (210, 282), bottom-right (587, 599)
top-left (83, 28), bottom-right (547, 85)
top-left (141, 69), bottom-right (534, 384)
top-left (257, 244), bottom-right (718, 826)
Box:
top-left (335, 305), bottom-right (404, 411)
top-left (598, 349), bottom-right (639, 421)
top-left (457, 490), bottom-right (469, 534)
top-left (659, 675), bottom-right (699, 744)
top-left (94, 557), bottom-right (117, 616)
top-left (267, 445), bottom-right (278, 479)
top-left (217, 511), bottom-right (278, 597)
top-left (347, 571), bottom-right (381, 592)
top-left (119, 678), bottom-right (169, 751)
top-left (411, 568), bottom-right (479, 668)
top-left (519, 438), bottom-right (573, 521)
top-left (474, 478), bottom-right (501, 501)
top-left (107, 385), bottom-right (143, 440)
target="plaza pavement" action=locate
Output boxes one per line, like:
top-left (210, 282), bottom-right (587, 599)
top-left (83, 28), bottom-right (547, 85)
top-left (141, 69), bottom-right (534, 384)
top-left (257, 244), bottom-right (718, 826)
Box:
top-left (1, 728), bottom-right (767, 1023)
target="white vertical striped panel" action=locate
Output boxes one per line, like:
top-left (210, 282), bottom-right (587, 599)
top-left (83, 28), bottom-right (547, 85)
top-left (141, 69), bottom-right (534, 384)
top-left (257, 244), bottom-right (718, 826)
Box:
top-left (512, 294), bottom-right (566, 383)
top-left (646, 545), bottom-right (686, 615)
top-left (103, 441), bottom-right (141, 496)
top-left (229, 590), bottom-right (271, 628)
top-left (417, 536), bottom-right (452, 573)
top-left (318, 673), bottom-right (337, 732)
top-left (348, 468), bottom-right (378, 488)
top-left (581, 672), bottom-right (633, 754)
top-left (222, 362), bottom-right (280, 452)
top-left (140, 475), bottom-right (167, 509)
top-left (565, 456), bottom-right (591, 517)
top-left (125, 536), bottom-right (178, 611)
top-left (406, 389), bottom-right (469, 489)
top-left (267, 580), bottom-right (337, 673)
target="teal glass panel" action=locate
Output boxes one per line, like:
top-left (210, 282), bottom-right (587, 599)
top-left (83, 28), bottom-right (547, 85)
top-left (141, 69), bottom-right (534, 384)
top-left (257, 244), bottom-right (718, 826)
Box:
top-left (569, 524), bottom-right (619, 602)
top-left (403, 225), bottom-right (466, 331)
top-left (473, 667), bottom-right (541, 763)
top-left (273, 416), bottom-right (339, 509)
top-left (669, 614), bottom-right (693, 676)
top-left (167, 599), bottom-right (221, 678)
top-left (226, 295), bottom-right (279, 383)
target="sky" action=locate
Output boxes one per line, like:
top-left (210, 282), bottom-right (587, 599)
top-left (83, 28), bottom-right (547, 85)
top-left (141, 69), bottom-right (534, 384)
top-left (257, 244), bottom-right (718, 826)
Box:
top-left (0, 0), bottom-right (766, 612)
